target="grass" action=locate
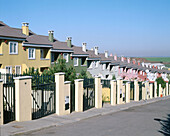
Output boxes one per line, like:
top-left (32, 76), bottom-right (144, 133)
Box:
top-left (144, 57), bottom-right (170, 63)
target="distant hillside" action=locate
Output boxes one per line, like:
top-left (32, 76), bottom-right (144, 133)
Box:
top-left (131, 57), bottom-right (170, 68)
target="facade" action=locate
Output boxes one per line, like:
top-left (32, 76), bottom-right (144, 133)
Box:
top-left (0, 21), bottom-right (52, 74)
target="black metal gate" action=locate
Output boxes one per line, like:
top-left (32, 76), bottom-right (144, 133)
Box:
top-left (83, 78), bottom-right (95, 111)
top-left (130, 81), bottom-right (134, 100)
top-left (139, 82), bottom-right (142, 100)
top-left (31, 75), bottom-right (55, 120)
top-left (3, 82), bottom-right (15, 124)
top-left (70, 84), bottom-right (75, 113)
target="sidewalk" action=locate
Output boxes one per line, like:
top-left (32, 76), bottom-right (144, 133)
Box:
top-left (1, 96), bottom-right (170, 136)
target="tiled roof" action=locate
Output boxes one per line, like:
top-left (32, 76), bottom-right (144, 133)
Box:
top-left (52, 41), bottom-right (73, 50)
top-left (71, 45), bottom-right (89, 55)
top-left (86, 50), bottom-right (100, 59)
top-left (0, 21), bottom-right (27, 39)
top-left (98, 53), bottom-right (111, 62)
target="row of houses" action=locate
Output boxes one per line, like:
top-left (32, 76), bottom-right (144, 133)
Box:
top-left (0, 21), bottom-right (170, 82)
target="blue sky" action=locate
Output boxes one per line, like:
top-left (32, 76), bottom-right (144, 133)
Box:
top-left (1, 0), bottom-right (170, 57)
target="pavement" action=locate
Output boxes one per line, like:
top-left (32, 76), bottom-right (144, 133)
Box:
top-left (1, 96), bottom-right (170, 136)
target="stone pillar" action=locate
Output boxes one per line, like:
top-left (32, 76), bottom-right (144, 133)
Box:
top-left (159, 84), bottom-right (162, 97)
top-left (146, 81), bottom-right (149, 100)
top-left (111, 80), bottom-right (116, 105)
top-left (163, 88), bottom-right (165, 97)
top-left (154, 81), bottom-right (157, 98)
top-left (95, 76), bottom-right (102, 108)
top-left (149, 83), bottom-right (153, 99)
top-left (55, 73), bottom-right (65, 115)
top-left (134, 80), bottom-right (139, 101)
top-left (14, 76), bottom-right (32, 122)
top-left (0, 79), bottom-right (3, 125)
top-left (126, 82), bottom-right (130, 103)
top-left (117, 78), bottom-right (122, 104)
top-left (142, 82), bottom-right (146, 100)
top-left (166, 83), bottom-right (168, 96)
top-left (122, 84), bottom-right (125, 104)
top-left (75, 79), bottom-right (84, 112)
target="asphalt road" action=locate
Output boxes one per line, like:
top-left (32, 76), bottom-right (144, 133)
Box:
top-left (21, 98), bottom-right (170, 136)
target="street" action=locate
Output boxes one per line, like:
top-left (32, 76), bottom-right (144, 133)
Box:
top-left (20, 98), bottom-right (170, 136)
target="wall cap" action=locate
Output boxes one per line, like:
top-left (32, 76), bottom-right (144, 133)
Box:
top-left (74, 79), bottom-right (84, 82)
top-left (64, 81), bottom-right (71, 84)
top-left (55, 72), bottom-right (65, 75)
top-left (117, 77), bottom-right (122, 80)
top-left (13, 76), bottom-right (32, 80)
top-left (95, 76), bottom-right (101, 78)
top-left (111, 80), bottom-right (117, 82)
top-left (0, 79), bottom-right (4, 82)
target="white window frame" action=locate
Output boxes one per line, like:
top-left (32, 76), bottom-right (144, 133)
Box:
top-left (28, 48), bottom-right (35, 60)
top-left (9, 41), bottom-right (18, 54)
top-left (63, 53), bottom-right (68, 63)
top-left (74, 57), bottom-right (78, 66)
top-left (5, 66), bottom-right (12, 74)
top-left (15, 65), bottom-right (21, 74)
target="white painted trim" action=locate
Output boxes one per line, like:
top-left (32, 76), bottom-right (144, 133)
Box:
top-left (13, 76), bottom-right (32, 80)
top-left (74, 57), bottom-right (78, 66)
top-left (15, 65), bottom-right (21, 74)
top-left (23, 43), bottom-right (52, 48)
top-left (28, 48), bottom-right (36, 60)
top-left (9, 41), bottom-right (18, 55)
top-left (5, 66), bottom-right (12, 74)
top-left (50, 49), bottom-right (73, 53)
top-left (63, 53), bottom-right (69, 63)
top-left (71, 54), bottom-right (89, 57)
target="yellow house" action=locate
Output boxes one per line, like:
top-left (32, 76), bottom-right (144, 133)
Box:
top-left (0, 21), bottom-right (52, 74)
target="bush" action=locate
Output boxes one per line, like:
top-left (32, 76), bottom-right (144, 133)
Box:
top-left (156, 77), bottom-right (166, 89)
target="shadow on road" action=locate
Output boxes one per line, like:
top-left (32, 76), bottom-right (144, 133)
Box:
top-left (154, 114), bottom-right (170, 136)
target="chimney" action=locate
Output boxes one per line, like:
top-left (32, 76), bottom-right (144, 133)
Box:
top-left (127, 57), bottom-right (130, 63)
top-left (94, 46), bottom-right (98, 55)
top-left (48, 30), bottom-right (54, 42)
top-left (137, 61), bottom-right (140, 66)
top-left (82, 43), bottom-right (86, 52)
top-left (114, 54), bottom-right (117, 61)
top-left (121, 56), bottom-right (124, 62)
top-left (105, 50), bottom-right (108, 58)
top-left (22, 22), bottom-right (29, 36)
top-left (132, 59), bottom-right (136, 64)
top-left (67, 37), bottom-right (72, 48)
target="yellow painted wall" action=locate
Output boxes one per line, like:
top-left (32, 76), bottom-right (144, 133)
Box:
top-left (0, 40), bottom-right (51, 74)
top-left (102, 88), bottom-right (110, 102)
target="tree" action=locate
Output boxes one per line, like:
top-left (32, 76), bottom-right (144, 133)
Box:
top-left (112, 75), bottom-right (116, 80)
top-left (156, 77), bottom-right (166, 89)
top-left (78, 70), bottom-right (88, 79)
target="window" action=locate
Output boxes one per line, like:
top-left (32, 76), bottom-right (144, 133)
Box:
top-left (40, 49), bottom-right (44, 59)
top-left (103, 64), bottom-right (106, 70)
top-left (15, 66), bottom-right (21, 74)
top-left (5, 66), bottom-right (12, 74)
top-left (28, 48), bottom-right (35, 59)
top-left (51, 53), bottom-right (54, 62)
top-left (9, 42), bottom-right (18, 54)
top-left (74, 57), bottom-right (78, 66)
top-left (63, 53), bottom-right (68, 63)
top-left (120, 68), bottom-right (123, 73)
top-left (81, 57), bottom-right (86, 65)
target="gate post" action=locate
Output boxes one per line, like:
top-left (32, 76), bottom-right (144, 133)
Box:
top-left (145, 81), bottom-right (149, 100)
top-left (117, 78), bottom-right (122, 104)
top-left (95, 76), bottom-right (102, 109)
top-left (111, 80), bottom-right (116, 105)
top-left (154, 81), bottom-right (157, 98)
top-left (134, 80), bottom-right (139, 101)
top-left (126, 82), bottom-right (130, 103)
top-left (75, 79), bottom-right (84, 112)
top-left (55, 73), bottom-right (65, 115)
top-left (169, 84), bottom-right (170, 95)
top-left (149, 83), bottom-right (153, 99)
top-left (122, 84), bottom-right (125, 104)
top-left (159, 84), bottom-right (162, 97)
top-left (14, 76), bottom-right (32, 122)
top-left (0, 79), bottom-right (3, 125)
top-left (166, 83), bottom-right (168, 96)
top-left (142, 82), bottom-right (146, 100)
